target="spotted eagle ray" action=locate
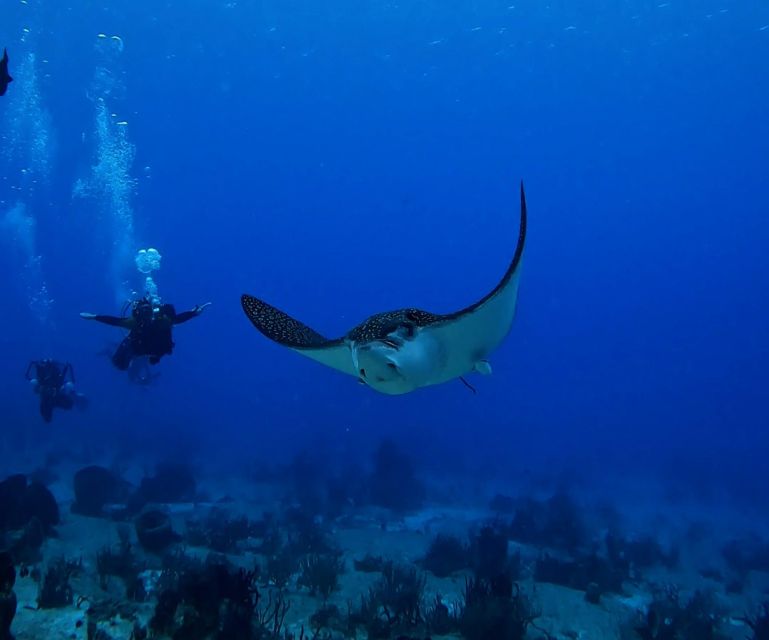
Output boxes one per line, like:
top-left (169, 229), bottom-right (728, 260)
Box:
top-left (241, 182), bottom-right (527, 395)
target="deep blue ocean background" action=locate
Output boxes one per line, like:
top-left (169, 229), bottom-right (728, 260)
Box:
top-left (1, 0), bottom-right (768, 508)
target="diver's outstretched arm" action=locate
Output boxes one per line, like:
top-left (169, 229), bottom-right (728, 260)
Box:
top-left (63, 362), bottom-right (75, 383)
top-left (25, 361), bottom-right (37, 380)
top-left (80, 312), bottom-right (134, 329)
top-left (174, 302), bottom-right (211, 325)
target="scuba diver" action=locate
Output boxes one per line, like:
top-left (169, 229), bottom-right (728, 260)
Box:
top-left (25, 359), bottom-right (88, 423)
top-left (80, 297), bottom-right (211, 371)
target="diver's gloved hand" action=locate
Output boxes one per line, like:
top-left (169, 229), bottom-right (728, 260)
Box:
top-left (193, 302), bottom-right (212, 316)
top-left (79, 312), bottom-right (97, 320)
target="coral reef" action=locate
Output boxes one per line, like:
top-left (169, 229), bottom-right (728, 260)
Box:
top-left (742, 604), bottom-right (769, 640)
top-left (349, 561), bottom-right (427, 638)
top-left (353, 554), bottom-right (388, 573)
top-left (129, 462), bottom-right (197, 513)
top-left (309, 603), bottom-right (347, 636)
top-left (297, 552), bottom-right (344, 600)
top-left (283, 508), bottom-right (336, 557)
top-left (264, 548), bottom-right (298, 590)
top-left (72, 465), bottom-right (131, 517)
top-left (420, 533), bottom-right (470, 578)
top-left (508, 491), bottom-right (586, 553)
top-left (277, 448), bottom-right (369, 521)
top-left (96, 524), bottom-right (146, 600)
top-left (722, 536), bottom-right (769, 579)
top-left (535, 550), bottom-right (624, 599)
top-left (633, 586), bottom-right (727, 640)
top-left (148, 552), bottom-right (292, 640)
top-left (532, 528), bottom-right (677, 602)
top-left (606, 531), bottom-right (679, 574)
top-left (0, 552), bottom-right (16, 640)
top-left (185, 509), bottom-right (260, 554)
top-left (0, 474), bottom-right (59, 563)
top-left (459, 573), bottom-right (539, 640)
top-left (470, 523), bottom-right (516, 581)
top-left (2, 449), bottom-right (765, 640)
top-left (37, 557), bottom-right (81, 609)
top-left (135, 509), bottom-right (181, 553)
top-left (2, 517), bottom-right (45, 566)
top-left (85, 597), bottom-right (146, 639)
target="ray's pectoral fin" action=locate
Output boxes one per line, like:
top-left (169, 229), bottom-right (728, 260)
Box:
top-left (425, 181), bottom-right (527, 385)
top-left (240, 294), bottom-right (356, 377)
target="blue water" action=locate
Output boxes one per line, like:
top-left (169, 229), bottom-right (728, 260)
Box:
top-left (1, 1), bottom-right (768, 506)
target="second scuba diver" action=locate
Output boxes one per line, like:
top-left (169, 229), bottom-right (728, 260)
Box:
top-left (26, 359), bottom-right (88, 423)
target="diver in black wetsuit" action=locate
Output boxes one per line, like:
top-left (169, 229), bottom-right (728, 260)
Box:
top-left (80, 297), bottom-right (210, 370)
top-left (25, 359), bottom-right (88, 423)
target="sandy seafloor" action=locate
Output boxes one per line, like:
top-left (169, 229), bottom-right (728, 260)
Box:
top-left (4, 449), bottom-right (769, 640)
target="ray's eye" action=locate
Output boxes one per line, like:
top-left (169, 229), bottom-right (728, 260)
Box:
top-left (359, 368), bottom-right (367, 378)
